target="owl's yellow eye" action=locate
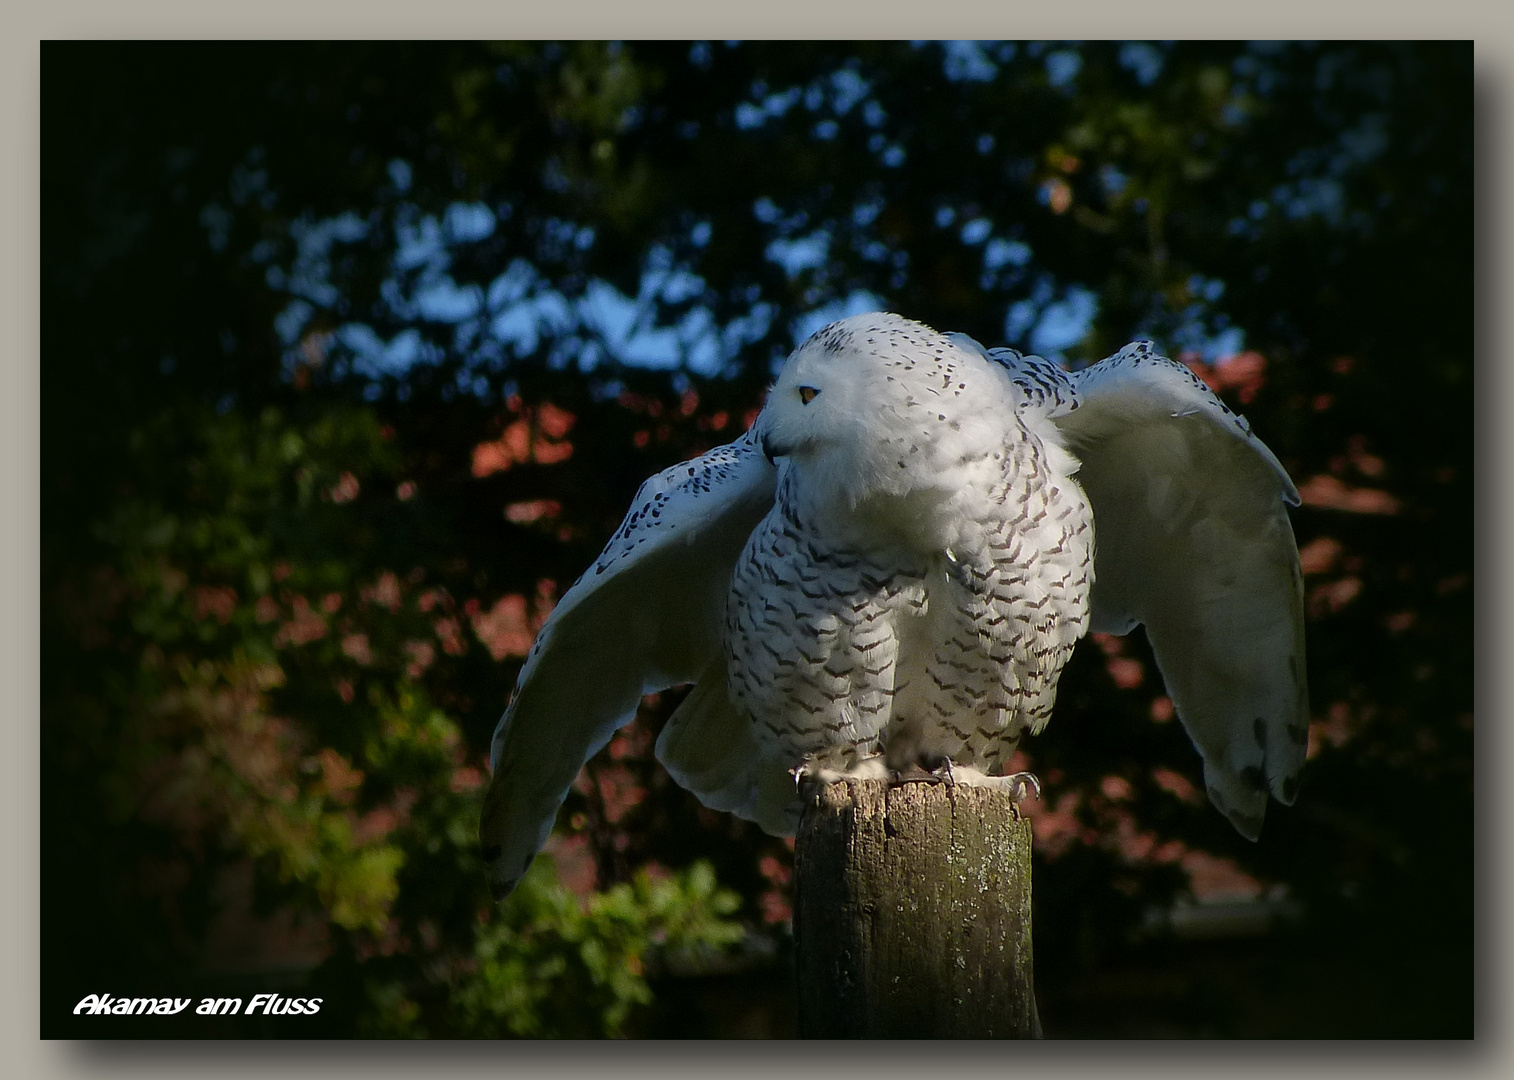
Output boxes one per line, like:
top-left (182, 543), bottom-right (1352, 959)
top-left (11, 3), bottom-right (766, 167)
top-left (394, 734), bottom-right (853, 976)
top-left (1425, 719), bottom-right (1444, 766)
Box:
top-left (798, 385), bottom-right (820, 405)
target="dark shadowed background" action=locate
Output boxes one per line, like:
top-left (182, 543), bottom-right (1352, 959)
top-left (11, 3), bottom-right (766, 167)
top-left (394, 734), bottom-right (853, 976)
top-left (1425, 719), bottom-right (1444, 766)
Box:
top-left (41, 40), bottom-right (1471, 1038)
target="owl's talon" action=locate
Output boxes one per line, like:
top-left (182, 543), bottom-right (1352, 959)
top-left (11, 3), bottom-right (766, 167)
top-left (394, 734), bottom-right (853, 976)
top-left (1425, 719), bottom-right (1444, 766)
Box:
top-left (996, 770), bottom-right (1042, 803)
top-left (912, 763), bottom-right (1042, 804)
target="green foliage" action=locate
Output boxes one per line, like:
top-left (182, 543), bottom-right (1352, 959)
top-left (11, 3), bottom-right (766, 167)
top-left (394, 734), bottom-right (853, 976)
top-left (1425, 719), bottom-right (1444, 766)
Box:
top-left (45, 392), bottom-right (746, 1037)
top-left (450, 858), bottom-right (743, 1039)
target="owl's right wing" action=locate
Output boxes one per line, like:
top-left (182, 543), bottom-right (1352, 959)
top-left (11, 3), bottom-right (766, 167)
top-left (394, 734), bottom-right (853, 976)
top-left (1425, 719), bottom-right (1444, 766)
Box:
top-left (480, 430), bottom-right (775, 899)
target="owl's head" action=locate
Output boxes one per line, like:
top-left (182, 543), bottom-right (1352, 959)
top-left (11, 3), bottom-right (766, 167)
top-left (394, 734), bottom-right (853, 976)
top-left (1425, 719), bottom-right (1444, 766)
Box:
top-left (755, 312), bottom-right (1018, 506)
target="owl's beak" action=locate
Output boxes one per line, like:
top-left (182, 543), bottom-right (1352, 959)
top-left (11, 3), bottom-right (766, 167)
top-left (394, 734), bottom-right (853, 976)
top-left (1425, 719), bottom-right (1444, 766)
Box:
top-left (760, 433), bottom-right (785, 464)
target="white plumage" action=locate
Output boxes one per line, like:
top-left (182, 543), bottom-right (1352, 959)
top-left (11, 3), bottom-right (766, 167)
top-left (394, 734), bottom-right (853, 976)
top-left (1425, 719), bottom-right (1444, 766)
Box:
top-left (481, 313), bottom-right (1306, 899)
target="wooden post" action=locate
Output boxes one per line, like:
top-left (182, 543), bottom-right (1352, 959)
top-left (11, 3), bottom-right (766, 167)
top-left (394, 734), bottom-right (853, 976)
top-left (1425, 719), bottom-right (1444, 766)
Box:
top-left (793, 779), bottom-right (1040, 1038)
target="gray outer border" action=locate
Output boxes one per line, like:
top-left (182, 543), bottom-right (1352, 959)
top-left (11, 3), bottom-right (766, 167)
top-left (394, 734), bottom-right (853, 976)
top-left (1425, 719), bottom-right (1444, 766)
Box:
top-left (11, 5), bottom-right (1509, 1076)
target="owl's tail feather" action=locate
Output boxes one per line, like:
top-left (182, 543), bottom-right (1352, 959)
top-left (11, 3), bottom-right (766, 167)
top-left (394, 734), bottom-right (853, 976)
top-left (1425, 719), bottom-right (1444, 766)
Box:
top-left (655, 658), bottom-right (802, 837)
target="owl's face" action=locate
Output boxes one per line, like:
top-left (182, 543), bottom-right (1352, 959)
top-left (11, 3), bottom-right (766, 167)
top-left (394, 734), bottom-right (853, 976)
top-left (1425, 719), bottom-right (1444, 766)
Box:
top-left (756, 313), bottom-right (1018, 507)
top-left (758, 326), bottom-right (867, 465)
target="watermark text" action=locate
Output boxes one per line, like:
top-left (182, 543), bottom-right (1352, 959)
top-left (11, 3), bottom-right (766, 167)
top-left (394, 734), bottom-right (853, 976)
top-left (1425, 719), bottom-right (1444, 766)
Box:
top-left (73, 993), bottom-right (323, 1017)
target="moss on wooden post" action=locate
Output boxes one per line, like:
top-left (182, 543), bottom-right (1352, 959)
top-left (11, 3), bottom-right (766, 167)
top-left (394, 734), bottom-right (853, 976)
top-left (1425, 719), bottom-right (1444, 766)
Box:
top-left (793, 779), bottom-right (1040, 1038)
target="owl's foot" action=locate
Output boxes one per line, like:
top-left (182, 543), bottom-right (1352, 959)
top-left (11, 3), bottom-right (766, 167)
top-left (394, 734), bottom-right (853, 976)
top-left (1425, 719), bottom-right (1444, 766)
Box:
top-left (894, 760), bottom-right (1041, 808)
top-left (790, 755), bottom-right (890, 791)
top-left (944, 764), bottom-right (1041, 805)
top-left (988, 770), bottom-right (1042, 804)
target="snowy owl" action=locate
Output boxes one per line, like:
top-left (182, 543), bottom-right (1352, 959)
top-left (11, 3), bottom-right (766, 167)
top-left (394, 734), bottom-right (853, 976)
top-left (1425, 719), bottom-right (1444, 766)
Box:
top-left (481, 313), bottom-right (1306, 899)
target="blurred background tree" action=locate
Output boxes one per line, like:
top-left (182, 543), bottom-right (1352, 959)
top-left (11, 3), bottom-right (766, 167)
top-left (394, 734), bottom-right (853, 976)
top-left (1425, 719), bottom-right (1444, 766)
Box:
top-left (42, 40), bottom-right (1470, 1037)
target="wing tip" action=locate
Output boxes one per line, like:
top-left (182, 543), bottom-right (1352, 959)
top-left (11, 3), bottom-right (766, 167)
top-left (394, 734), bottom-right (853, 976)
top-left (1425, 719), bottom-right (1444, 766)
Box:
top-left (1204, 767), bottom-right (1267, 841)
top-left (1205, 757), bottom-right (1303, 840)
top-left (484, 849), bottom-right (534, 902)
top-left (1273, 769), bottom-right (1302, 808)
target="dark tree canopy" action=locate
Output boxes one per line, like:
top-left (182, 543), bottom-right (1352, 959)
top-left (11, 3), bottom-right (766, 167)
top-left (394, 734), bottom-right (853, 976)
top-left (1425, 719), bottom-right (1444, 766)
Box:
top-left (42, 41), bottom-right (1471, 1037)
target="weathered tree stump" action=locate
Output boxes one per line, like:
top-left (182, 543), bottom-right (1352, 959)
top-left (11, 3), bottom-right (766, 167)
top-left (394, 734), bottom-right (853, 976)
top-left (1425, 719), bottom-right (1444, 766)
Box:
top-left (793, 779), bottom-right (1040, 1038)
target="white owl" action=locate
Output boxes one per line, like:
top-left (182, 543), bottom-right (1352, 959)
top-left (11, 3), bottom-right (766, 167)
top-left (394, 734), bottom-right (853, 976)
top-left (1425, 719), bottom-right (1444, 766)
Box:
top-left (481, 313), bottom-right (1306, 899)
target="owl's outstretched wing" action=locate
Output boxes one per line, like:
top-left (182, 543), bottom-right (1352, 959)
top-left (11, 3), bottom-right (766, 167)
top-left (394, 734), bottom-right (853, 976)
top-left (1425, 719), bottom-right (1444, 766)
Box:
top-left (1052, 341), bottom-right (1307, 839)
top-left (959, 332), bottom-right (1306, 837)
top-left (480, 431), bottom-right (775, 899)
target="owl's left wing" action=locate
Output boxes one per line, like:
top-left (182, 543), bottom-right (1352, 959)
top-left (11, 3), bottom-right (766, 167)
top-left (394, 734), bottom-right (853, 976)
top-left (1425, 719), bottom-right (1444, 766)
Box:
top-left (480, 431), bottom-right (775, 899)
top-left (954, 331), bottom-right (1306, 838)
top-left (1054, 342), bottom-right (1306, 839)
